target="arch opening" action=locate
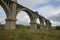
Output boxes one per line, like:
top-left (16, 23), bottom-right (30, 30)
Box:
top-left (0, 6), bottom-right (7, 29)
top-left (0, 0), bottom-right (10, 17)
top-left (36, 18), bottom-right (40, 24)
top-left (36, 18), bottom-right (40, 29)
top-left (16, 11), bottom-right (30, 29)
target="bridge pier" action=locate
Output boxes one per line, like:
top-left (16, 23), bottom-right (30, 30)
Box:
top-left (30, 21), bottom-right (37, 29)
top-left (5, 19), bottom-right (16, 29)
top-left (40, 19), bottom-right (44, 29)
top-left (45, 20), bottom-right (51, 30)
top-left (35, 12), bottom-right (45, 29)
top-left (38, 16), bottom-right (45, 29)
top-left (30, 13), bottom-right (37, 30)
top-left (4, 0), bottom-right (17, 29)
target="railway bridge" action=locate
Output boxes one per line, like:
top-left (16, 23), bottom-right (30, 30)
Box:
top-left (0, 0), bottom-right (51, 30)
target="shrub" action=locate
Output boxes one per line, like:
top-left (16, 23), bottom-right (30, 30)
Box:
top-left (55, 26), bottom-right (60, 30)
top-left (16, 25), bottom-right (30, 29)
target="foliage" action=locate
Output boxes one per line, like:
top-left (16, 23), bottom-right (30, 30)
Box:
top-left (0, 25), bottom-right (4, 30)
top-left (0, 25), bottom-right (30, 30)
top-left (55, 26), bottom-right (60, 30)
top-left (16, 25), bottom-right (30, 29)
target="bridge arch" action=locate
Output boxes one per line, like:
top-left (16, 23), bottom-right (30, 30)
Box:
top-left (16, 8), bottom-right (34, 21)
top-left (16, 11), bottom-right (30, 25)
top-left (16, 8), bottom-right (37, 29)
top-left (0, 0), bottom-right (10, 17)
top-left (16, 8), bottom-right (34, 23)
top-left (0, 6), bottom-right (6, 25)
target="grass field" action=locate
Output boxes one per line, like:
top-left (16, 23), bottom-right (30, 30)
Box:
top-left (0, 25), bottom-right (60, 40)
top-left (0, 29), bottom-right (60, 40)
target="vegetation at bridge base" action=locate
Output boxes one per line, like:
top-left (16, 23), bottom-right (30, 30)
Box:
top-left (0, 25), bottom-right (60, 40)
top-left (0, 29), bottom-right (60, 40)
top-left (16, 25), bottom-right (30, 29)
top-left (0, 25), bottom-right (30, 30)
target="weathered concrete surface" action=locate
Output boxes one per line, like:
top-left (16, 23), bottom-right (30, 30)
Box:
top-left (35, 12), bottom-right (45, 29)
top-left (45, 19), bottom-right (51, 30)
top-left (30, 13), bottom-right (38, 29)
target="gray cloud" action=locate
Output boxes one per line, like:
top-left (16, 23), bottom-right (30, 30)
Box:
top-left (0, 0), bottom-right (60, 26)
top-left (48, 13), bottom-right (60, 22)
top-left (17, 0), bottom-right (48, 10)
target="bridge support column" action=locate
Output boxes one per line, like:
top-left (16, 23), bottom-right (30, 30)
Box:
top-left (30, 12), bottom-right (37, 29)
top-left (40, 18), bottom-right (45, 29)
top-left (45, 20), bottom-right (51, 30)
top-left (5, 19), bottom-right (16, 29)
top-left (40, 21), bottom-right (44, 29)
top-left (4, 0), bottom-right (17, 29)
top-left (30, 21), bottom-right (37, 30)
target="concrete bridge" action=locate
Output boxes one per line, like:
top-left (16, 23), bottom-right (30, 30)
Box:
top-left (0, 0), bottom-right (51, 30)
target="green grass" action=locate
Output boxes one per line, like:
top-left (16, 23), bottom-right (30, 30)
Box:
top-left (16, 25), bottom-right (30, 29)
top-left (0, 25), bottom-right (30, 30)
top-left (0, 25), bottom-right (60, 40)
top-left (0, 29), bottom-right (60, 40)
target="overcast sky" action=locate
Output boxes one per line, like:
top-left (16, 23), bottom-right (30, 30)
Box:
top-left (0, 0), bottom-right (60, 26)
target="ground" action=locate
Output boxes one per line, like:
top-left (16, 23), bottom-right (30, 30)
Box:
top-left (0, 28), bottom-right (60, 40)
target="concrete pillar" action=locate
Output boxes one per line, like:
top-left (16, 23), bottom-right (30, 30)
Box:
top-left (5, 19), bottom-right (16, 29)
top-left (30, 12), bottom-right (37, 29)
top-left (45, 20), bottom-right (48, 30)
top-left (40, 18), bottom-right (44, 29)
top-left (47, 20), bottom-right (51, 30)
top-left (4, 0), bottom-right (17, 29)
top-left (45, 20), bottom-right (51, 30)
top-left (30, 21), bottom-right (37, 29)
top-left (49, 21), bottom-right (51, 28)
top-left (35, 12), bottom-right (45, 29)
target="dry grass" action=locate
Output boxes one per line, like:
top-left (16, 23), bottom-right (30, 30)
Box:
top-left (0, 29), bottom-right (60, 40)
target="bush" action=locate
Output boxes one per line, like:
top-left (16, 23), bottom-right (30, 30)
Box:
top-left (16, 25), bottom-right (30, 29)
top-left (55, 26), bottom-right (60, 30)
top-left (0, 25), bottom-right (4, 30)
